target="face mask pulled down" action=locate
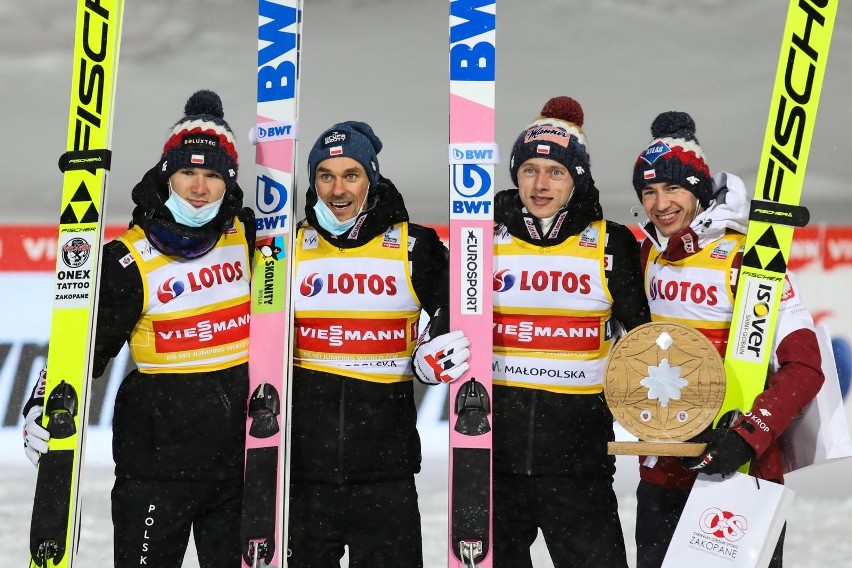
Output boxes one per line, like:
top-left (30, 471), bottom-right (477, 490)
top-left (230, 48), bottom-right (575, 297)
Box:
top-left (165, 184), bottom-right (224, 228)
top-left (313, 195), bottom-right (365, 236)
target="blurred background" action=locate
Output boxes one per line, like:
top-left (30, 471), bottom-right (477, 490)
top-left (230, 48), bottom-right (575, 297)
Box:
top-left (2, 0), bottom-right (851, 226)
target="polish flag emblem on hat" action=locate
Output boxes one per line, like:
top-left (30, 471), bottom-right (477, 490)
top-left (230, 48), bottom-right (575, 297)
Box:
top-left (644, 169), bottom-right (655, 180)
top-left (536, 144), bottom-right (551, 155)
top-left (191, 154), bottom-right (205, 164)
top-left (329, 146), bottom-right (343, 156)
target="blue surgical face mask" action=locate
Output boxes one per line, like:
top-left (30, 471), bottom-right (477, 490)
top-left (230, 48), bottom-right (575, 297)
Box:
top-left (165, 184), bottom-right (224, 228)
top-left (312, 196), bottom-right (364, 236)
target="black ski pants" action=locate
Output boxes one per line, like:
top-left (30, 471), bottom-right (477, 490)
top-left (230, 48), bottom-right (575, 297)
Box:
top-left (288, 477), bottom-right (423, 568)
top-left (111, 476), bottom-right (242, 568)
top-left (493, 473), bottom-right (629, 568)
top-left (635, 480), bottom-right (785, 567)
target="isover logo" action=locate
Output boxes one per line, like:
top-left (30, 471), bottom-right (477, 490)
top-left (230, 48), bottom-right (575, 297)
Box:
top-left (732, 279), bottom-right (777, 361)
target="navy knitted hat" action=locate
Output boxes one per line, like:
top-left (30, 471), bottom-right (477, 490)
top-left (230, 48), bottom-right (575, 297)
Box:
top-left (509, 96), bottom-right (591, 190)
top-left (633, 111), bottom-right (712, 208)
top-left (307, 121), bottom-right (383, 191)
top-left (159, 90), bottom-right (239, 187)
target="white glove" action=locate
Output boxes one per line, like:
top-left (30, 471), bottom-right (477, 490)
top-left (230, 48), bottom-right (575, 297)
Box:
top-left (413, 330), bottom-right (471, 384)
top-left (24, 405), bottom-right (50, 467)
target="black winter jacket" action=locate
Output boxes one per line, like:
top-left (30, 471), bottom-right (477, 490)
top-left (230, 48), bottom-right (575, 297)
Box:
top-left (92, 167), bottom-right (253, 482)
top-left (492, 180), bottom-right (650, 478)
top-left (290, 176), bottom-right (449, 483)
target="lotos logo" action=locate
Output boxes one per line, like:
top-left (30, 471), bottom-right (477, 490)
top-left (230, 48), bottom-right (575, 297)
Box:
top-left (157, 277), bottom-right (185, 304)
top-left (493, 269), bottom-right (515, 292)
top-left (517, 270), bottom-right (591, 294)
top-left (649, 276), bottom-right (718, 306)
top-left (300, 273), bottom-right (323, 297)
top-left (699, 507), bottom-right (748, 542)
top-left (325, 273), bottom-right (397, 295)
top-left (185, 262), bottom-right (244, 292)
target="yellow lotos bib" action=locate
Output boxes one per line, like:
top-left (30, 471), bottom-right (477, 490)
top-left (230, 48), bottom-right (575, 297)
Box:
top-left (293, 223), bottom-right (422, 383)
top-left (644, 232), bottom-right (744, 357)
top-left (493, 221), bottom-right (614, 394)
top-left (118, 221), bottom-right (251, 373)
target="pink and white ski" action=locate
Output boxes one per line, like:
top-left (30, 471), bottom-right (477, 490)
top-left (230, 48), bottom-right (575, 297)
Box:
top-left (448, 1), bottom-right (497, 566)
top-left (241, 1), bottom-right (302, 566)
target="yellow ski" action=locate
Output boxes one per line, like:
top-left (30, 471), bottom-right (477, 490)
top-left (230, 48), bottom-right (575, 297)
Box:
top-left (29, 1), bottom-right (124, 566)
top-left (720, 0), bottom-right (837, 422)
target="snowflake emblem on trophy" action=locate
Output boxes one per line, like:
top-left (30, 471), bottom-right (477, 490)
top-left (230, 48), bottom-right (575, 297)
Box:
top-left (603, 322), bottom-right (726, 445)
top-left (640, 359), bottom-right (689, 407)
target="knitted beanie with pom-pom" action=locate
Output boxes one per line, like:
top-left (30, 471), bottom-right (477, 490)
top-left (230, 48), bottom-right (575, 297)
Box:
top-left (508, 96), bottom-right (591, 190)
top-left (632, 111), bottom-right (712, 208)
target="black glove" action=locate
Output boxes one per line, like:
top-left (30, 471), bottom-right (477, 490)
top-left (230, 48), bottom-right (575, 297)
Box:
top-left (682, 428), bottom-right (754, 476)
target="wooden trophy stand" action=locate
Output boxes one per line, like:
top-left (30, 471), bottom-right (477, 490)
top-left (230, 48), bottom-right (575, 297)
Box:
top-left (604, 322), bottom-right (726, 457)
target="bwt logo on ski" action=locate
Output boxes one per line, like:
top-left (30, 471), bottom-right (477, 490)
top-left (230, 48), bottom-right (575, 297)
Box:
top-left (257, 0), bottom-right (298, 103)
top-left (153, 303), bottom-right (250, 351)
top-left (253, 120), bottom-right (297, 142)
top-left (448, 144), bottom-right (500, 217)
top-left (493, 268), bottom-right (516, 292)
top-left (255, 174), bottom-right (289, 231)
top-left (157, 277), bottom-right (186, 304)
top-left (451, 164), bottom-right (493, 217)
top-left (297, 317), bottom-right (408, 352)
top-left (760, 0), bottom-right (831, 202)
top-left (733, 280), bottom-right (778, 361)
top-left (300, 272), bottom-right (398, 296)
top-left (449, 0), bottom-right (495, 82)
top-left (449, 143), bottom-right (500, 165)
top-left (452, 147), bottom-right (494, 162)
top-left (502, 270), bottom-right (591, 294)
top-left (649, 276), bottom-right (719, 306)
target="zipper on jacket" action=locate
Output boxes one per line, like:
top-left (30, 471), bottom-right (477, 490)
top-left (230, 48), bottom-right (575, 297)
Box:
top-left (336, 382), bottom-right (346, 484)
top-left (525, 390), bottom-right (537, 475)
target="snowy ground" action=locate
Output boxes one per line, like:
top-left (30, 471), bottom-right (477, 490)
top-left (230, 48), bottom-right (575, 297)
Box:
top-left (3, 428), bottom-right (852, 568)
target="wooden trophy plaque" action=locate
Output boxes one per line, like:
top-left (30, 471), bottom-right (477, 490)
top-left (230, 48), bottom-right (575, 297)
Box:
top-left (604, 322), bottom-right (725, 457)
